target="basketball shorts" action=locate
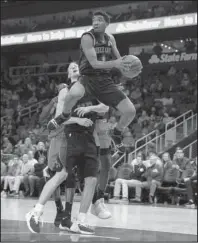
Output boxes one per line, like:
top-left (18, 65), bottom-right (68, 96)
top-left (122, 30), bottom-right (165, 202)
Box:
top-left (80, 74), bottom-right (126, 108)
top-left (48, 128), bottom-right (67, 172)
top-left (65, 131), bottom-right (99, 179)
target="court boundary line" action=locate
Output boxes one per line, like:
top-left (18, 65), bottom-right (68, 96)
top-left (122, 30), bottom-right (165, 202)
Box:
top-left (1, 231), bottom-right (120, 240)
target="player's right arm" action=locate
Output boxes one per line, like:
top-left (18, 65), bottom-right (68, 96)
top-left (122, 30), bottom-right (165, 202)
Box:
top-left (81, 34), bottom-right (121, 70)
top-left (64, 117), bottom-right (93, 127)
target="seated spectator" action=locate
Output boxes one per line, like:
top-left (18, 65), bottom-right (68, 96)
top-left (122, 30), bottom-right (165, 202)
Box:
top-left (32, 124), bottom-right (41, 136)
top-left (1, 161), bottom-right (7, 184)
top-left (183, 163), bottom-right (197, 208)
top-left (159, 152), bottom-right (179, 203)
top-left (162, 152), bottom-right (179, 187)
top-left (28, 91), bottom-right (38, 105)
top-left (16, 137), bottom-right (35, 156)
top-left (1, 136), bottom-right (13, 154)
top-left (132, 155), bottom-right (163, 203)
top-left (1, 155), bottom-right (23, 197)
top-left (23, 156), bottom-right (46, 197)
top-left (138, 110), bottom-right (150, 127)
top-left (28, 150), bottom-right (38, 164)
top-left (34, 142), bottom-right (47, 163)
top-left (9, 154), bottom-right (37, 197)
top-left (155, 93), bottom-right (174, 106)
top-left (110, 152), bottom-right (147, 204)
top-left (173, 148), bottom-right (190, 173)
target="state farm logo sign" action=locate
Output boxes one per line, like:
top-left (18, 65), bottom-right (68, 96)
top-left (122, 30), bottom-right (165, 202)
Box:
top-left (148, 52), bottom-right (197, 64)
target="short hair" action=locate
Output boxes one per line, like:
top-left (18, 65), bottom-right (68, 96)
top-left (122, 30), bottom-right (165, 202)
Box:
top-left (93, 10), bottom-right (110, 24)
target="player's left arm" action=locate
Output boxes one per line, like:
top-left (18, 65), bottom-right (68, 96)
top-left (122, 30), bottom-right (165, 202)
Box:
top-left (74, 103), bottom-right (109, 117)
top-left (108, 34), bottom-right (121, 59)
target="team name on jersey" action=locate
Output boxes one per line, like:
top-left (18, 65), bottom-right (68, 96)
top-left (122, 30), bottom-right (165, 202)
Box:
top-left (95, 46), bottom-right (112, 55)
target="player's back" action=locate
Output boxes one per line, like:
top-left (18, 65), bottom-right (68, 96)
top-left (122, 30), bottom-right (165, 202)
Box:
top-left (79, 29), bottom-right (114, 75)
top-left (65, 82), bottom-right (98, 134)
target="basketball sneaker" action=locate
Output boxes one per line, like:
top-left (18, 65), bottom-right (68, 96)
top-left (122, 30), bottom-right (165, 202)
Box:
top-left (91, 198), bottom-right (111, 219)
top-left (109, 197), bottom-right (120, 204)
top-left (1, 190), bottom-right (7, 198)
top-left (120, 197), bottom-right (129, 204)
top-left (70, 221), bottom-right (95, 235)
top-left (54, 210), bottom-right (64, 227)
top-left (185, 201), bottom-right (196, 209)
top-left (47, 113), bottom-right (70, 131)
top-left (59, 216), bottom-right (73, 231)
top-left (26, 210), bottom-right (43, 233)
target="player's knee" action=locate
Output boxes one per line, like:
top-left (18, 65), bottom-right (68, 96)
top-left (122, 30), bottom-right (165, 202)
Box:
top-left (125, 101), bottom-right (136, 119)
top-left (56, 168), bottom-right (67, 181)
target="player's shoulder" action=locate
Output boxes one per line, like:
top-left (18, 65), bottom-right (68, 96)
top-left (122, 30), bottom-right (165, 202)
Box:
top-left (106, 33), bottom-right (115, 42)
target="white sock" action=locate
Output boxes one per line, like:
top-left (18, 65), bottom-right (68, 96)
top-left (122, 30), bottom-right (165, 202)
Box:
top-left (34, 203), bottom-right (44, 214)
top-left (77, 213), bottom-right (86, 223)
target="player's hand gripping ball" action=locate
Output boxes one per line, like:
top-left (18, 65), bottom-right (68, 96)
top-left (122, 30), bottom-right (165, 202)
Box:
top-left (119, 55), bottom-right (143, 79)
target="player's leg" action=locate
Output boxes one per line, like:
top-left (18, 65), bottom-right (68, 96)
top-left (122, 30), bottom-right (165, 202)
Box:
top-left (46, 134), bottom-right (65, 227)
top-left (91, 148), bottom-right (112, 219)
top-left (70, 136), bottom-right (98, 235)
top-left (47, 81), bottom-right (85, 130)
top-left (25, 167), bottom-right (67, 233)
top-left (26, 138), bottom-right (68, 234)
top-left (97, 81), bottom-right (136, 147)
top-left (59, 173), bottom-right (76, 231)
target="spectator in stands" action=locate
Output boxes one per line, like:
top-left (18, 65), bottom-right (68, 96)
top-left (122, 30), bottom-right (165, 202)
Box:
top-left (162, 152), bottom-right (179, 187)
top-left (1, 155), bottom-right (23, 198)
top-left (28, 150), bottom-right (38, 164)
top-left (1, 161), bottom-right (7, 184)
top-left (173, 148), bottom-right (189, 173)
top-left (160, 152), bottom-right (179, 203)
top-left (28, 91), bottom-right (38, 105)
top-left (183, 162), bottom-right (197, 208)
top-left (9, 154), bottom-right (36, 197)
top-left (16, 137), bottom-right (34, 156)
top-left (110, 152), bottom-right (146, 204)
top-left (138, 110), bottom-right (150, 127)
top-left (34, 142), bottom-right (47, 163)
top-left (23, 156), bottom-right (46, 197)
top-left (2, 136), bottom-right (13, 154)
top-left (132, 154), bottom-right (163, 203)
top-left (155, 93), bottom-right (174, 106)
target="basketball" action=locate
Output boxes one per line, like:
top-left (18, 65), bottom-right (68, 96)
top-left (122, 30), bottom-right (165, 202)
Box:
top-left (119, 55), bottom-right (143, 79)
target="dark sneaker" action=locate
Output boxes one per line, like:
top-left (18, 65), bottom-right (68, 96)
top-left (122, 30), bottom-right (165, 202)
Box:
top-left (47, 113), bottom-right (70, 131)
top-left (26, 210), bottom-right (43, 233)
top-left (59, 216), bottom-right (73, 231)
top-left (54, 210), bottom-right (64, 227)
top-left (185, 201), bottom-right (195, 209)
top-left (70, 221), bottom-right (95, 235)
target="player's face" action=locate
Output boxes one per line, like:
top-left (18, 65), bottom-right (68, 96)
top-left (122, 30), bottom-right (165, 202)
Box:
top-left (68, 63), bottom-right (80, 79)
top-left (92, 15), bottom-right (107, 33)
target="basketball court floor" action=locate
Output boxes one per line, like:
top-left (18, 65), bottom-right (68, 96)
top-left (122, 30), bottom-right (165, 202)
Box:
top-left (1, 198), bottom-right (197, 242)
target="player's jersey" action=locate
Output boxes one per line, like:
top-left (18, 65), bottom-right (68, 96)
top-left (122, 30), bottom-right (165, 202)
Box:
top-left (65, 83), bottom-right (98, 134)
top-left (79, 29), bottom-right (114, 75)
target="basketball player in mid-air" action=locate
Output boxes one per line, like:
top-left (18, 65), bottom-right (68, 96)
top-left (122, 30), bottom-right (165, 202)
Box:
top-left (48, 10), bottom-right (142, 149)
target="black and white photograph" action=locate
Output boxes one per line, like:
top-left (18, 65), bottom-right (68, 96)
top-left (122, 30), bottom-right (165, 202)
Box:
top-left (1, 1), bottom-right (197, 242)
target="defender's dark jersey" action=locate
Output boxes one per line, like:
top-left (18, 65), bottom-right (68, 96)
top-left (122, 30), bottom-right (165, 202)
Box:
top-left (65, 83), bottom-right (99, 134)
top-left (79, 29), bottom-right (114, 75)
